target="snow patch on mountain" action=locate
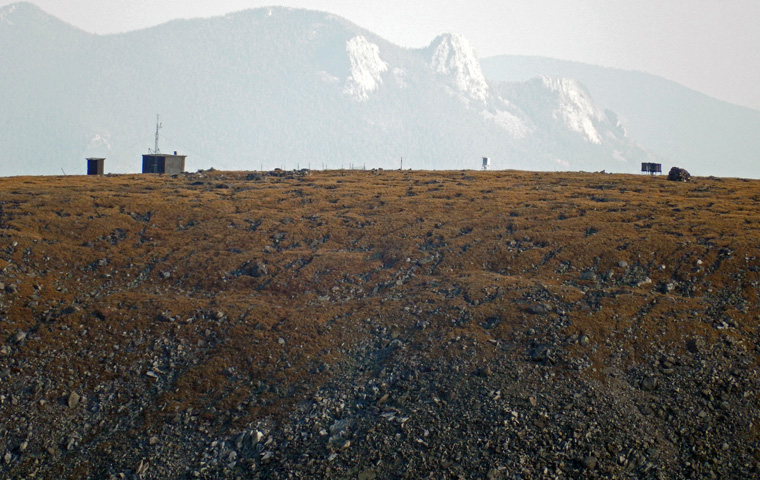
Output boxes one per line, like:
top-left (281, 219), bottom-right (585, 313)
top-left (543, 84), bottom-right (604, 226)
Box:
top-left (429, 34), bottom-right (489, 102)
top-left (541, 76), bottom-right (606, 144)
top-left (343, 35), bottom-right (388, 101)
top-left (0, 4), bottom-right (18, 25)
top-left (481, 109), bottom-right (531, 139)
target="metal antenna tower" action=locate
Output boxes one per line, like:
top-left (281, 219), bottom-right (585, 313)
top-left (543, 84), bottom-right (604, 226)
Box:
top-left (150, 114), bottom-right (162, 154)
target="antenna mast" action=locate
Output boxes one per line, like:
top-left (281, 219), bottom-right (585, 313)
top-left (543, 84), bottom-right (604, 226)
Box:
top-left (151, 114), bottom-right (162, 154)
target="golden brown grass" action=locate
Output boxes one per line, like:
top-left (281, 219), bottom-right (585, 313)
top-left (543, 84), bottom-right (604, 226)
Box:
top-left (1, 169), bottom-right (759, 463)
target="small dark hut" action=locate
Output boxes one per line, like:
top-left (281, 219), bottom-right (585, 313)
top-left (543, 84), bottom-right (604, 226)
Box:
top-left (641, 163), bottom-right (662, 175)
top-left (87, 158), bottom-right (105, 175)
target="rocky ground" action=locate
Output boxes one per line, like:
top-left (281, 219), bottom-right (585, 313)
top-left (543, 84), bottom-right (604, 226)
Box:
top-left (0, 169), bottom-right (758, 479)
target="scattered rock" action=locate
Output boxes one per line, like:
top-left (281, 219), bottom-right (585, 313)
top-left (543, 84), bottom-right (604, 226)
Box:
top-left (11, 331), bottom-right (26, 344)
top-left (668, 167), bottom-right (691, 182)
top-left (579, 271), bottom-right (597, 281)
top-left (528, 303), bottom-right (551, 315)
top-left (529, 345), bottom-right (554, 364)
top-left (686, 338), bottom-right (701, 354)
top-left (480, 316), bottom-right (501, 329)
top-left (65, 436), bottom-right (77, 451)
top-left (358, 469), bottom-right (377, 480)
top-left (68, 391), bottom-right (81, 409)
top-left (641, 376), bottom-right (658, 392)
top-left (0, 170), bottom-right (756, 480)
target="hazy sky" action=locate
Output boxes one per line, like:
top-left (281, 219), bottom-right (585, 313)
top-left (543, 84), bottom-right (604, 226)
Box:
top-left (4, 0), bottom-right (760, 110)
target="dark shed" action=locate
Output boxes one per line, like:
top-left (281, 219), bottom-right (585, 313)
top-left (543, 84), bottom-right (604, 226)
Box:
top-left (641, 162), bottom-right (662, 175)
top-left (142, 153), bottom-right (186, 175)
top-left (87, 158), bottom-right (105, 175)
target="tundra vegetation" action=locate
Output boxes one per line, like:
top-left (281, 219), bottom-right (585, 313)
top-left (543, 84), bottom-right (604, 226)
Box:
top-left (0, 169), bottom-right (758, 479)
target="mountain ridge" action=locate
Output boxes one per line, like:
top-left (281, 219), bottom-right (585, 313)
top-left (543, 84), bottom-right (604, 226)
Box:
top-left (15, 3), bottom-right (759, 177)
top-left (0, 1), bottom-right (87, 36)
top-left (427, 33), bottom-right (490, 102)
top-left (481, 55), bottom-right (760, 178)
top-left (0, 4), bottom-right (656, 176)
top-left (483, 54), bottom-right (760, 113)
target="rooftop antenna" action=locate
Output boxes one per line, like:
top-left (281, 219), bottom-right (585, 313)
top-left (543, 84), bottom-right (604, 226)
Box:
top-left (149, 114), bottom-right (162, 154)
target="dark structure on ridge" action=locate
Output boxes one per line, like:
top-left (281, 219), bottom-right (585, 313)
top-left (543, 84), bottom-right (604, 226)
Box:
top-left (86, 158), bottom-right (105, 175)
top-left (142, 115), bottom-right (186, 174)
top-left (641, 162), bottom-right (662, 175)
top-left (142, 153), bottom-right (186, 175)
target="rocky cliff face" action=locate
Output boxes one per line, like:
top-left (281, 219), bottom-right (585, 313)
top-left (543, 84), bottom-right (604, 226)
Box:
top-left (342, 35), bottom-right (389, 101)
top-left (427, 33), bottom-right (490, 103)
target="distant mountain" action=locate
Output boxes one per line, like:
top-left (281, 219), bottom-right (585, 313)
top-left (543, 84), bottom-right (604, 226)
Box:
top-left (481, 55), bottom-right (760, 178)
top-left (1, 3), bottom-right (652, 175)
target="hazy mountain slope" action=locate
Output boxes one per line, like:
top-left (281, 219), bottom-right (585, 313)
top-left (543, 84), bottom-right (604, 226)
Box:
top-left (0, 3), bottom-right (93, 174)
top-left (0, 3), bottom-right (651, 176)
top-left (482, 55), bottom-right (760, 178)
